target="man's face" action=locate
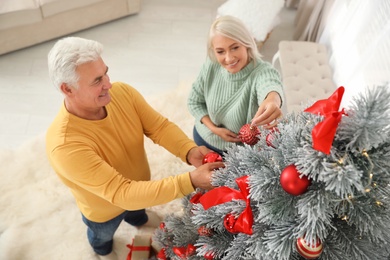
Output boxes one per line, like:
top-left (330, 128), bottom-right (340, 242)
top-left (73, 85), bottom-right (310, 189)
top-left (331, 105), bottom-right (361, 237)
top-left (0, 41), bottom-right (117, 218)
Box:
top-left (73, 57), bottom-right (112, 110)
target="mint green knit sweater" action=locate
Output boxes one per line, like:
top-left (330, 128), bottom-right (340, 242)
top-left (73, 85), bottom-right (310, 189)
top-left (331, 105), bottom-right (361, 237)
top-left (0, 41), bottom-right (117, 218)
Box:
top-left (187, 58), bottom-right (284, 151)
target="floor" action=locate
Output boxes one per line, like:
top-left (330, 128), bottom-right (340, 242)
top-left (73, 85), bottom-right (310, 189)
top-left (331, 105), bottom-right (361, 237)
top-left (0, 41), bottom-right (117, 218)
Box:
top-left (0, 0), bottom-right (296, 150)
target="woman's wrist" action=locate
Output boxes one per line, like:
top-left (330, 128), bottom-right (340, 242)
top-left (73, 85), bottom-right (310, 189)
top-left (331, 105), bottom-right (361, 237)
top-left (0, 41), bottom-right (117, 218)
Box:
top-left (266, 91), bottom-right (282, 108)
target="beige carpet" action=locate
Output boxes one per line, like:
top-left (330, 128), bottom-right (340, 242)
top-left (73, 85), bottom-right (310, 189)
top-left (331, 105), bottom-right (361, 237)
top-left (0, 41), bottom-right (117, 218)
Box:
top-left (0, 82), bottom-right (195, 260)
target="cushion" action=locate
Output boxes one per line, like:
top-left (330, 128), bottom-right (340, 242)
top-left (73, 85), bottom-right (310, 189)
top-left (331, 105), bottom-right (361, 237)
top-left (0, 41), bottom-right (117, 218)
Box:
top-left (0, 9), bottom-right (42, 31)
top-left (0, 0), bottom-right (38, 14)
top-left (274, 40), bottom-right (336, 113)
top-left (41, 0), bottom-right (104, 17)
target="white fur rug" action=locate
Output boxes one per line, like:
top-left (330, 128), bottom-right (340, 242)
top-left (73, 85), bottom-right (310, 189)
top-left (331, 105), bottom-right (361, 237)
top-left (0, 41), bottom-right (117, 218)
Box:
top-left (0, 82), bottom-right (195, 260)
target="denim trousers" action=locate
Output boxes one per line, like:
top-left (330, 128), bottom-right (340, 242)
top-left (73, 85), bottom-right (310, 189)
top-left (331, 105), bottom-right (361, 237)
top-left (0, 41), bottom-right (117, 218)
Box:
top-left (193, 127), bottom-right (225, 157)
top-left (81, 209), bottom-right (148, 255)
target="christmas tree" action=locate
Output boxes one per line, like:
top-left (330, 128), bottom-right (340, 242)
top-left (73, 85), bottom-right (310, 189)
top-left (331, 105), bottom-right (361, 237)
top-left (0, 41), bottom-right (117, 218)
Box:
top-left (154, 85), bottom-right (390, 260)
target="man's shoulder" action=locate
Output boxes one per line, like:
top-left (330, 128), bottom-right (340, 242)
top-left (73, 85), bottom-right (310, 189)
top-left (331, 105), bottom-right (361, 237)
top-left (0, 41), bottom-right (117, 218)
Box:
top-left (110, 82), bottom-right (143, 101)
top-left (111, 81), bottom-right (129, 91)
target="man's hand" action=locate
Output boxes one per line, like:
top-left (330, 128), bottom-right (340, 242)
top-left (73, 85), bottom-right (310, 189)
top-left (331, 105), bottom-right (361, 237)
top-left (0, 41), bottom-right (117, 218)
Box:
top-left (187, 146), bottom-right (212, 167)
top-left (189, 162), bottom-right (225, 190)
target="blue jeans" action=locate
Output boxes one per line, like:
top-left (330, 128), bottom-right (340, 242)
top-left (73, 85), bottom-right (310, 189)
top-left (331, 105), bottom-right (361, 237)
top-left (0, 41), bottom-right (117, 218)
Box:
top-left (81, 209), bottom-right (148, 255)
top-left (193, 127), bottom-right (225, 157)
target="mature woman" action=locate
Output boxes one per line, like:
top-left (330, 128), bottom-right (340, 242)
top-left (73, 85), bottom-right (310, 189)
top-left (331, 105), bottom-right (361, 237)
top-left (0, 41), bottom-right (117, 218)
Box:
top-left (188, 15), bottom-right (284, 155)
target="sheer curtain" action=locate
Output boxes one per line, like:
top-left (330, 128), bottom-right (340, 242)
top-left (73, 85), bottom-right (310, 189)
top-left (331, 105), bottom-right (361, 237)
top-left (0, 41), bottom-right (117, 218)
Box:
top-left (293, 0), bottom-right (335, 42)
top-left (318, 0), bottom-right (390, 106)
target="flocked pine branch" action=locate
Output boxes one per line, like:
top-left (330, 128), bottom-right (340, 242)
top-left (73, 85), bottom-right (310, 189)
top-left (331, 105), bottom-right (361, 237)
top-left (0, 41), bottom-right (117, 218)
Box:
top-left (154, 85), bottom-right (390, 260)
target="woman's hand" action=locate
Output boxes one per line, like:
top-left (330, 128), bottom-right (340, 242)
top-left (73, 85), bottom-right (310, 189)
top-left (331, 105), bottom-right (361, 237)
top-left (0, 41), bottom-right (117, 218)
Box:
top-left (213, 127), bottom-right (241, 142)
top-left (251, 91), bottom-right (282, 129)
top-left (201, 115), bottom-right (240, 143)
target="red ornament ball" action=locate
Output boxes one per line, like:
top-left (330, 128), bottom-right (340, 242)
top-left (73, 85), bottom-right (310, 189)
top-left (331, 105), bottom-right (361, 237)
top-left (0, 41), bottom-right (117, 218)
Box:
top-left (197, 226), bottom-right (213, 236)
top-left (266, 127), bottom-right (280, 148)
top-left (202, 151), bottom-right (223, 164)
top-left (296, 236), bottom-right (323, 259)
top-left (156, 248), bottom-right (167, 260)
top-left (223, 213), bottom-right (237, 234)
top-left (204, 251), bottom-right (215, 259)
top-left (280, 165), bottom-right (311, 196)
top-left (159, 222), bottom-right (166, 230)
top-left (238, 124), bottom-right (261, 145)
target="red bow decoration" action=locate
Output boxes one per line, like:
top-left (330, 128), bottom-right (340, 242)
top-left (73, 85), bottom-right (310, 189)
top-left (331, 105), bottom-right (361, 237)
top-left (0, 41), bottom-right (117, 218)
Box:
top-left (172, 244), bottom-right (196, 259)
top-left (304, 86), bottom-right (347, 154)
top-left (199, 175), bottom-right (253, 235)
top-left (189, 192), bottom-right (203, 204)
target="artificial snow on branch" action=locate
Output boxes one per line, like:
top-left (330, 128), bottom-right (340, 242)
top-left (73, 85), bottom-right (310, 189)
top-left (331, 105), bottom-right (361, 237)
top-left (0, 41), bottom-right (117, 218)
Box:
top-left (154, 85), bottom-right (390, 260)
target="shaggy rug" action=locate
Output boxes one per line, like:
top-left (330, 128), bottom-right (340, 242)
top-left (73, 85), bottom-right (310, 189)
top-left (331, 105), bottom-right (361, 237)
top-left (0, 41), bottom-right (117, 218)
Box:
top-left (0, 82), bottom-right (195, 260)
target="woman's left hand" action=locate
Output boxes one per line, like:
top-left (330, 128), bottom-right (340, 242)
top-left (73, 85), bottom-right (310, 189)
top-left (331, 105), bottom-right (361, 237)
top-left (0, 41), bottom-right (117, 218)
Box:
top-left (251, 92), bottom-right (282, 129)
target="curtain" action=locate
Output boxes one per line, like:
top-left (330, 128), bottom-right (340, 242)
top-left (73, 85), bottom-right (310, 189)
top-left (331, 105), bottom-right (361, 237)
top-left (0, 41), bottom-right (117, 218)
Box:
top-left (319, 0), bottom-right (390, 106)
top-left (293, 0), bottom-right (334, 41)
top-left (285, 0), bottom-right (300, 9)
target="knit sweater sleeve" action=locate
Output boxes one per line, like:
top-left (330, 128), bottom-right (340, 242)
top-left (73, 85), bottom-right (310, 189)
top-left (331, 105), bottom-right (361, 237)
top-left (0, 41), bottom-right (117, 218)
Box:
top-left (255, 60), bottom-right (285, 106)
top-left (187, 59), bottom-right (211, 123)
top-left (126, 85), bottom-right (197, 163)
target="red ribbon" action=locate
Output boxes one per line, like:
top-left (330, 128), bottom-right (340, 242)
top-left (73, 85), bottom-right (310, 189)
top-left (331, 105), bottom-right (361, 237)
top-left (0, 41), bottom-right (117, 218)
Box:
top-left (126, 242), bottom-right (150, 260)
top-left (199, 175), bottom-right (253, 235)
top-left (172, 244), bottom-right (196, 259)
top-left (304, 86), bottom-right (347, 154)
top-left (189, 192), bottom-right (203, 204)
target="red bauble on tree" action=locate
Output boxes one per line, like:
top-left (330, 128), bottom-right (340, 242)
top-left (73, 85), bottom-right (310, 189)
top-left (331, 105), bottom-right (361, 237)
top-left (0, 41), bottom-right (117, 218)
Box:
top-left (280, 164), bottom-right (311, 196)
top-left (223, 213), bottom-right (238, 234)
top-left (202, 151), bottom-right (223, 164)
top-left (159, 222), bottom-right (166, 231)
top-left (172, 244), bottom-right (196, 259)
top-left (204, 251), bottom-right (216, 259)
top-left (156, 248), bottom-right (167, 260)
top-left (238, 124), bottom-right (261, 145)
top-left (296, 235), bottom-right (323, 259)
top-left (266, 127), bottom-right (280, 148)
top-left (198, 226), bottom-right (213, 236)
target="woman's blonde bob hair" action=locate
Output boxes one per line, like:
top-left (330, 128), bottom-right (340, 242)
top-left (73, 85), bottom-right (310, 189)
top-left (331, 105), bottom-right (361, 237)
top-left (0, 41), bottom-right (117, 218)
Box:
top-left (207, 15), bottom-right (262, 63)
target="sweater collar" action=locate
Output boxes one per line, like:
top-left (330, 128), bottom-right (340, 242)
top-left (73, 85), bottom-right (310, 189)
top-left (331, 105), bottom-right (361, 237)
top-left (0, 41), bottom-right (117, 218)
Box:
top-left (221, 59), bottom-right (255, 81)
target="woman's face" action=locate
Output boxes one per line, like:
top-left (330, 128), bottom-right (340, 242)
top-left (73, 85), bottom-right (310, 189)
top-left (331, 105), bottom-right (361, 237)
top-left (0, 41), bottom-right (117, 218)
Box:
top-left (212, 34), bottom-right (249, 74)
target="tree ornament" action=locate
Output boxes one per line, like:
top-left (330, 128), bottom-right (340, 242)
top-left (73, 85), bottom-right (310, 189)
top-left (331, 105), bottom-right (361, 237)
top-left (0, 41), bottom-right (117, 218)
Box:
top-left (197, 226), bottom-right (213, 236)
top-left (296, 236), bottom-right (323, 259)
top-left (159, 222), bottom-right (166, 231)
top-left (266, 127), bottom-right (280, 148)
top-left (204, 251), bottom-right (215, 259)
top-left (238, 124), bottom-right (261, 145)
top-left (223, 213), bottom-right (238, 234)
top-left (159, 222), bottom-right (165, 229)
top-left (304, 86), bottom-right (346, 154)
top-left (200, 176), bottom-right (254, 235)
top-left (189, 192), bottom-right (203, 204)
top-left (172, 244), bottom-right (196, 259)
top-left (280, 164), bottom-right (311, 196)
top-left (202, 151), bottom-right (223, 164)
top-left (156, 248), bottom-right (167, 260)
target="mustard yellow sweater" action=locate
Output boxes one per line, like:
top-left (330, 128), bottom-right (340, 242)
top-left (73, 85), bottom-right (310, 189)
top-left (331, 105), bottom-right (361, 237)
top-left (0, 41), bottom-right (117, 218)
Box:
top-left (46, 82), bottom-right (196, 222)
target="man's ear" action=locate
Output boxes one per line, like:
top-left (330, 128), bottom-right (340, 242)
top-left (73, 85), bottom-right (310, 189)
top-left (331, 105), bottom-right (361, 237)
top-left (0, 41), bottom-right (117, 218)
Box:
top-left (60, 83), bottom-right (74, 96)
